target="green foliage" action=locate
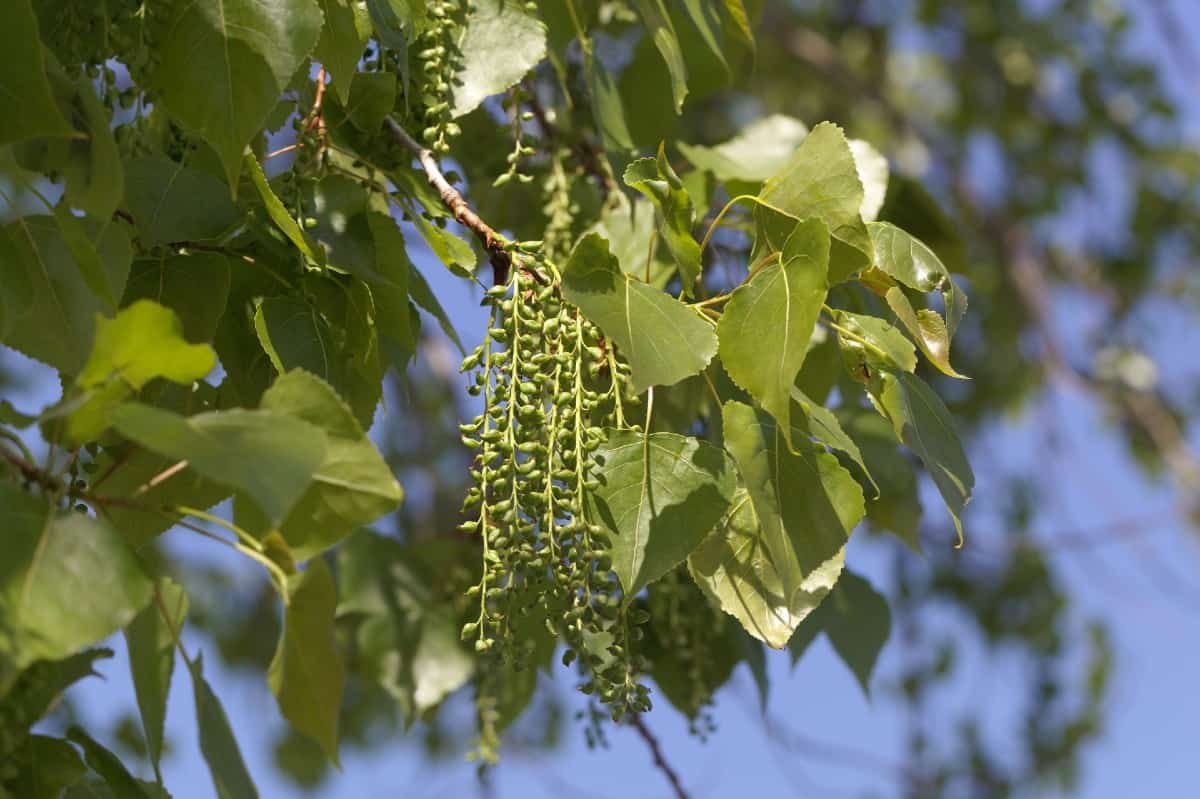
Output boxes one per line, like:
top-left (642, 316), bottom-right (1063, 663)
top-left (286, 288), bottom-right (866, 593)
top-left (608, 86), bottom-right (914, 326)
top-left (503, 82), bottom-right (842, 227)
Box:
top-left (789, 569), bottom-right (891, 695)
top-left (719, 218), bottom-right (829, 445)
top-left (124, 580), bottom-right (187, 778)
top-left (561, 233), bottom-right (716, 393)
top-left (268, 560), bottom-right (345, 764)
top-left (588, 430), bottom-right (736, 599)
top-left (0, 0), bottom-right (1022, 790)
top-left (187, 654), bottom-right (258, 799)
top-left (0, 484), bottom-right (151, 672)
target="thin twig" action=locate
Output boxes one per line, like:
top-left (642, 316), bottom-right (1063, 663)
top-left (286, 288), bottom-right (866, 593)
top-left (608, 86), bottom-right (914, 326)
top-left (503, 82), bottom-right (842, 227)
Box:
top-left (384, 116), bottom-right (513, 285)
top-left (629, 714), bottom-right (688, 799)
top-left (0, 445), bottom-right (61, 493)
top-left (525, 83), bottom-right (616, 194)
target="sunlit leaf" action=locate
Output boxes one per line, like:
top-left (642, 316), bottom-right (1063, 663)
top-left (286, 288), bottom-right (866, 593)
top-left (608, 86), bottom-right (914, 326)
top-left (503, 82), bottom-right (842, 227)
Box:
top-left (451, 0), bottom-right (547, 117)
top-left (623, 145), bottom-right (702, 294)
top-left (562, 233), bottom-right (716, 394)
top-left (588, 429), bottom-right (737, 599)
top-left (718, 218), bottom-right (830, 445)
top-left (722, 401), bottom-right (865, 610)
top-left (689, 489), bottom-right (844, 649)
top-left (111, 402), bottom-right (328, 526)
top-left (759, 122), bottom-right (872, 282)
top-left (150, 0), bottom-right (323, 188)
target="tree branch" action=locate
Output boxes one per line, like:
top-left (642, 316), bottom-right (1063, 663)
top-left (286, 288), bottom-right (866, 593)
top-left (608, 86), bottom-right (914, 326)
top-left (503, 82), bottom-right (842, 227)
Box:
top-left (629, 714), bottom-right (688, 799)
top-left (1, 445), bottom-right (61, 494)
top-left (384, 116), bottom-right (513, 285)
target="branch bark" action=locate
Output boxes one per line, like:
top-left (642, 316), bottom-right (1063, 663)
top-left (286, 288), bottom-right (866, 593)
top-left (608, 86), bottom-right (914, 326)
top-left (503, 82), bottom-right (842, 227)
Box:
top-left (384, 116), bottom-right (513, 285)
top-left (629, 714), bottom-right (688, 799)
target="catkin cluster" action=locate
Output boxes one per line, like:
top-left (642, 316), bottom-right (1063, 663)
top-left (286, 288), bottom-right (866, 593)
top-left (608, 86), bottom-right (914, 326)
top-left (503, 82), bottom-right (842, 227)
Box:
top-left (414, 0), bottom-right (468, 154)
top-left (458, 250), bottom-right (647, 752)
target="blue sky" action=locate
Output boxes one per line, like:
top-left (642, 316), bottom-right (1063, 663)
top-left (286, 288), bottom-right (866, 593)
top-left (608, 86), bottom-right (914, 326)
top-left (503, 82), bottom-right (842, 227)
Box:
top-left (6, 1), bottom-right (1200, 796)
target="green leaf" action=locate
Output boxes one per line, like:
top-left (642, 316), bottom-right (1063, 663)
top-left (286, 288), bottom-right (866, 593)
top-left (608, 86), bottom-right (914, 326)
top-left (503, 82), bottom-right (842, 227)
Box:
top-left (343, 72), bottom-right (397, 133)
top-left (0, 216), bottom-right (131, 374)
top-left (17, 70), bottom-right (125, 221)
top-left (62, 74), bottom-right (124, 221)
top-left (186, 653), bottom-right (259, 799)
top-left (87, 387), bottom-right (233, 548)
top-left (561, 233), bottom-right (717, 394)
top-left (53, 206), bottom-right (119, 312)
top-left (878, 175), bottom-right (966, 274)
top-left (151, 0), bottom-right (324, 188)
top-left (585, 55), bottom-right (634, 152)
top-left (122, 252), bottom-right (233, 344)
top-left (364, 212), bottom-right (416, 369)
top-left (591, 195), bottom-right (675, 289)
top-left (721, 400), bottom-right (865, 610)
top-left (337, 532), bottom-right (475, 722)
top-left (689, 489), bottom-right (844, 649)
top-left (866, 221), bottom-right (968, 377)
top-left (0, 484), bottom-right (152, 670)
top-left (623, 145), bottom-right (702, 295)
top-left (588, 430), bottom-right (737, 599)
top-left (832, 309), bottom-right (917, 379)
top-left (719, 0), bottom-right (755, 57)
top-left (790, 387), bottom-right (877, 495)
top-left (268, 559), bottom-right (344, 763)
top-left (632, 0), bottom-right (689, 112)
top-left (124, 579), bottom-right (188, 777)
top-left (245, 153), bottom-right (324, 263)
top-left (788, 570), bottom-right (890, 696)
top-left (867, 222), bottom-right (957, 292)
top-left (792, 326), bottom-right (837, 405)
top-left (0, 648), bottom-right (112, 725)
top-left (884, 287), bottom-right (968, 379)
top-left (304, 175), bottom-right (394, 282)
top-left (849, 139), bottom-right (888, 223)
top-left (0, 0), bottom-right (74, 144)
top-left (111, 403), bottom-right (328, 526)
top-left (410, 214), bottom-right (476, 279)
top-left (873, 370), bottom-right (974, 546)
top-left (0, 220), bottom-right (34, 341)
top-left (121, 157), bottom-right (241, 246)
top-left (837, 408), bottom-right (922, 550)
top-left (718, 218), bottom-right (830, 445)
top-left (9, 736), bottom-right (87, 798)
top-left (451, 0), bottom-right (547, 117)
top-left (681, 0), bottom-right (730, 76)
top-left (243, 370), bottom-right (402, 560)
top-left (759, 122), bottom-right (872, 282)
top-left (315, 0), bottom-right (373, 101)
top-left (65, 300), bottom-right (218, 444)
top-left (65, 726), bottom-right (147, 799)
top-left (408, 261), bottom-right (463, 354)
top-left (252, 284), bottom-right (384, 427)
top-left (678, 114), bottom-right (808, 184)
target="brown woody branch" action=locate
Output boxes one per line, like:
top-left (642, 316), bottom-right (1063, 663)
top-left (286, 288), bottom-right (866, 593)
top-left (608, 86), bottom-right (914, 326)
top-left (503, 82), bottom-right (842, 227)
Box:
top-left (384, 116), bottom-right (513, 285)
top-left (1, 446), bottom-right (61, 495)
top-left (1, 444), bottom-right (151, 510)
top-left (629, 714), bottom-right (688, 799)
